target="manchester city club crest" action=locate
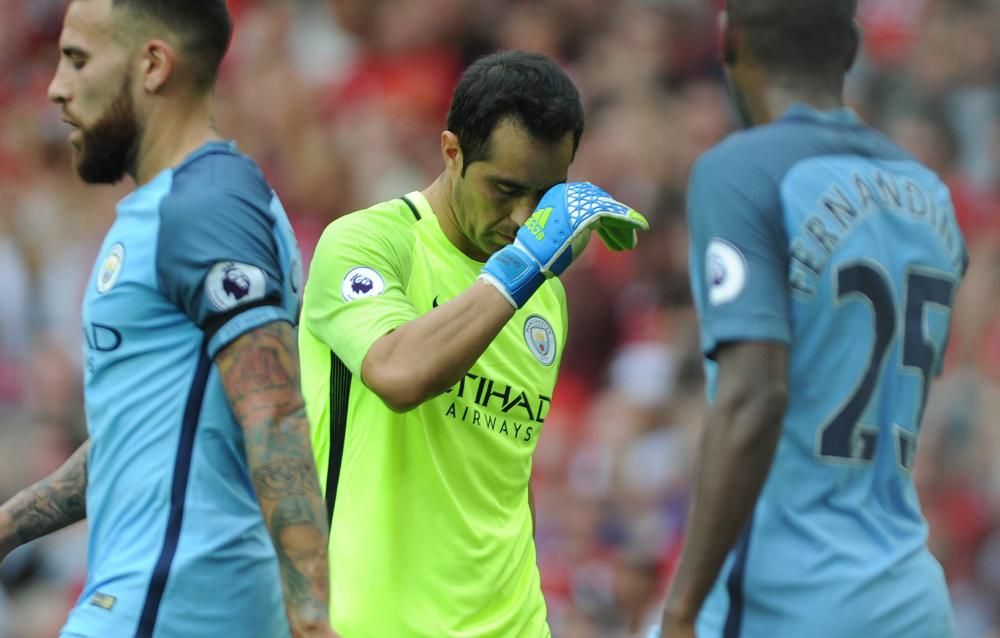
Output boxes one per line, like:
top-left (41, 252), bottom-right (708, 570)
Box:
top-left (523, 315), bottom-right (556, 366)
top-left (96, 243), bottom-right (125, 294)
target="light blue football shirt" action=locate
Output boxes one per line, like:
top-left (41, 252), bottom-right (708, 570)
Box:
top-left (63, 141), bottom-right (301, 638)
top-left (688, 105), bottom-right (967, 638)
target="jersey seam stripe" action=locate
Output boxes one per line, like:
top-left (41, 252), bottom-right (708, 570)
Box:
top-left (325, 352), bottom-right (351, 523)
top-left (399, 195), bottom-right (421, 221)
top-left (723, 514), bottom-right (755, 638)
top-left (134, 344), bottom-right (212, 638)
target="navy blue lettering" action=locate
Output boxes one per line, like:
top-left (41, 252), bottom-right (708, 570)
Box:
top-left (84, 323), bottom-right (123, 352)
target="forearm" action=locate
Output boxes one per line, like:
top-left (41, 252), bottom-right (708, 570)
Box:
top-left (362, 280), bottom-right (515, 410)
top-left (245, 410), bottom-right (331, 628)
top-left (664, 399), bottom-right (782, 621)
top-left (0, 440), bottom-right (89, 556)
top-left (217, 322), bottom-right (331, 631)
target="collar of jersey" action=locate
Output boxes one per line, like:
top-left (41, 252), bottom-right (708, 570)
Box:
top-left (781, 103), bottom-right (862, 127)
top-left (405, 190), bottom-right (488, 269)
top-left (175, 139), bottom-right (239, 170)
top-left (404, 190), bottom-right (432, 220)
top-left (132, 140), bottom-right (238, 195)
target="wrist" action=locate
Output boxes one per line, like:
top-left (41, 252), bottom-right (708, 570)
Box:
top-left (480, 244), bottom-right (545, 309)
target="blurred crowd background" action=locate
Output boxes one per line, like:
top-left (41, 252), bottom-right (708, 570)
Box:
top-left (1, 0), bottom-right (998, 636)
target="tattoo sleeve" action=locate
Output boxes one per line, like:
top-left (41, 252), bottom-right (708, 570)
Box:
top-left (216, 321), bottom-right (331, 629)
top-left (0, 440), bottom-right (89, 557)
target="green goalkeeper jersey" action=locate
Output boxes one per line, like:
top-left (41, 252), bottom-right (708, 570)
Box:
top-left (299, 191), bottom-right (567, 638)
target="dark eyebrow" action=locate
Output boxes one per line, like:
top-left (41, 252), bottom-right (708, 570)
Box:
top-left (61, 46), bottom-right (88, 58)
top-left (491, 177), bottom-right (530, 192)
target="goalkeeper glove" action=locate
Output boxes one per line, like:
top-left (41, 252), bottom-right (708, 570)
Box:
top-left (479, 181), bottom-right (648, 308)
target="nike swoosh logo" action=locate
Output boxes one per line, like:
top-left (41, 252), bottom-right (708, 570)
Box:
top-left (432, 296), bottom-right (439, 308)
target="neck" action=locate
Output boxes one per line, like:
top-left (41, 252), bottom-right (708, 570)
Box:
top-left (131, 92), bottom-right (221, 185)
top-left (422, 172), bottom-right (483, 261)
top-left (755, 81), bottom-right (845, 125)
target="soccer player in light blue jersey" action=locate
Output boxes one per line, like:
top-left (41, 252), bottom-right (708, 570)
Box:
top-left (0, 2), bottom-right (336, 637)
top-left (654, 1), bottom-right (967, 637)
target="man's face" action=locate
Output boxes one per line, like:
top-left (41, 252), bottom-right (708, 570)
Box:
top-left (48, 0), bottom-right (141, 184)
top-left (451, 118), bottom-right (575, 261)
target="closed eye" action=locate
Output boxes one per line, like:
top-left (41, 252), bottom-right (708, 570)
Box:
top-left (492, 178), bottom-right (530, 198)
top-left (61, 46), bottom-right (88, 70)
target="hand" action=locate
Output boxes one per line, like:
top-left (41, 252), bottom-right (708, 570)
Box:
top-left (480, 182), bottom-right (648, 307)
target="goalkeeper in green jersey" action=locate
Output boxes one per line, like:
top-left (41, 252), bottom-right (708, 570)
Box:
top-left (298, 50), bottom-right (648, 638)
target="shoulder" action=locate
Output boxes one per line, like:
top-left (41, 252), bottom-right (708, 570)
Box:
top-left (172, 144), bottom-right (272, 203)
top-left (688, 129), bottom-right (789, 220)
top-left (315, 197), bottom-right (419, 256)
top-left (327, 197), bottom-right (418, 231)
top-left (693, 124), bottom-right (807, 183)
top-left (160, 146), bottom-right (275, 233)
top-left (154, 146), bottom-right (286, 293)
top-left (698, 124), bottom-right (798, 162)
top-left (697, 119), bottom-right (917, 185)
top-left (690, 128), bottom-right (780, 198)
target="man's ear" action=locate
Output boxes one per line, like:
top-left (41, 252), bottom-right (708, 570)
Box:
top-left (140, 39), bottom-right (177, 93)
top-left (719, 11), bottom-right (737, 66)
top-left (441, 131), bottom-right (463, 174)
top-left (845, 21), bottom-right (862, 72)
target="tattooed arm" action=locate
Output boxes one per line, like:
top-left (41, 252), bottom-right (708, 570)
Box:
top-left (216, 321), bottom-right (336, 638)
top-left (0, 440), bottom-right (89, 562)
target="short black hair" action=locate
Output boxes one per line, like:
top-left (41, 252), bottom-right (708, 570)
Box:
top-left (446, 50), bottom-right (585, 175)
top-left (728, 0), bottom-right (858, 80)
top-left (113, 0), bottom-right (232, 90)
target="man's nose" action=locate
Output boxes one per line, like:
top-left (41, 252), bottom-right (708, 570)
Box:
top-left (48, 66), bottom-right (70, 105)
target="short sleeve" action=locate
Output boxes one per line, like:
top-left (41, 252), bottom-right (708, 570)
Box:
top-left (157, 187), bottom-right (292, 358)
top-left (301, 208), bottom-right (419, 375)
top-left (687, 149), bottom-right (791, 357)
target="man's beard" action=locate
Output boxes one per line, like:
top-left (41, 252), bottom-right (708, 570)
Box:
top-left (76, 76), bottom-right (141, 184)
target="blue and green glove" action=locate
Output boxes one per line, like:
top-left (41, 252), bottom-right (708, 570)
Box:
top-left (479, 181), bottom-right (649, 308)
